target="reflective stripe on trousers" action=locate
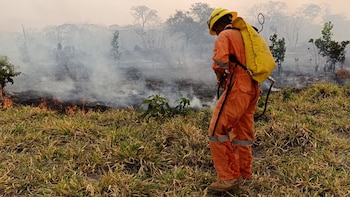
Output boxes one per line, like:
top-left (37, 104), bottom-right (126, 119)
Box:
top-left (209, 135), bottom-right (253, 146)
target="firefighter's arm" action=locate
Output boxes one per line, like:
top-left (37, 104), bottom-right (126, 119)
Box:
top-left (212, 33), bottom-right (230, 72)
top-left (212, 62), bottom-right (228, 87)
top-left (212, 32), bottom-right (230, 87)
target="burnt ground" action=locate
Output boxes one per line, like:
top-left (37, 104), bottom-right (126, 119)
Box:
top-left (3, 79), bottom-right (217, 113)
top-left (2, 70), bottom-right (349, 114)
top-left (3, 90), bottom-right (110, 113)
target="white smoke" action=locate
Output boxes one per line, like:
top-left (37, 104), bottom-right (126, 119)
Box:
top-left (1, 24), bottom-right (217, 108)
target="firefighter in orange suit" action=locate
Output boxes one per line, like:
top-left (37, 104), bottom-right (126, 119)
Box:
top-left (206, 8), bottom-right (260, 192)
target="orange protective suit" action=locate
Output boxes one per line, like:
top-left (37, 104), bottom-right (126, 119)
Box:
top-left (208, 24), bottom-right (260, 181)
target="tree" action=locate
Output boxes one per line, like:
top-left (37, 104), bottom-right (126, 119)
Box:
top-left (131, 5), bottom-right (159, 32)
top-left (111, 30), bottom-right (121, 62)
top-left (166, 10), bottom-right (196, 46)
top-left (247, 1), bottom-right (287, 36)
top-left (166, 3), bottom-right (213, 48)
top-left (0, 56), bottom-right (21, 97)
top-left (131, 5), bottom-right (161, 50)
top-left (189, 2), bottom-right (213, 25)
top-left (188, 3), bottom-right (214, 51)
top-left (312, 21), bottom-right (349, 73)
top-left (269, 34), bottom-right (286, 75)
top-left (308, 38), bottom-right (321, 73)
top-left (20, 25), bottom-right (30, 63)
top-left (296, 4), bottom-right (322, 24)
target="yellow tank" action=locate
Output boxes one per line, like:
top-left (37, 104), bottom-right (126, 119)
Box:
top-left (232, 17), bottom-right (276, 83)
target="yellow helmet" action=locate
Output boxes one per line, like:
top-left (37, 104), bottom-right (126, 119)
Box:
top-left (207, 8), bottom-right (238, 35)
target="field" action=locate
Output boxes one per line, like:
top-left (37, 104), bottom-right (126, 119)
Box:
top-left (0, 82), bottom-right (349, 196)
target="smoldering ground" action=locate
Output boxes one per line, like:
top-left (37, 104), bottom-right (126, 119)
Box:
top-left (0, 24), bottom-right (218, 109)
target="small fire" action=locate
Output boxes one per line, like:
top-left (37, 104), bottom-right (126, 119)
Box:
top-left (65, 105), bottom-right (77, 115)
top-left (2, 97), bottom-right (13, 109)
top-left (38, 98), bottom-right (48, 110)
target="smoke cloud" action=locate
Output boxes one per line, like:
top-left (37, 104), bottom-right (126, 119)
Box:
top-left (1, 24), bottom-right (217, 109)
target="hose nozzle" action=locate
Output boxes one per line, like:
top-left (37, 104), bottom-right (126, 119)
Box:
top-left (267, 76), bottom-right (275, 84)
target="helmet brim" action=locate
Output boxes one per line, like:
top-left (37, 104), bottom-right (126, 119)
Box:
top-left (209, 11), bottom-right (238, 35)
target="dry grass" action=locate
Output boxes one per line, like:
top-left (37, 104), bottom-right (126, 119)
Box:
top-left (0, 82), bottom-right (349, 196)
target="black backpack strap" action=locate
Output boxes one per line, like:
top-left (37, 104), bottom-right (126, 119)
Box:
top-left (225, 26), bottom-right (240, 31)
top-left (229, 54), bottom-right (249, 72)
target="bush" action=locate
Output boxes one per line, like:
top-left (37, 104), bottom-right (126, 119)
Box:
top-left (140, 95), bottom-right (191, 121)
top-left (0, 55), bottom-right (21, 96)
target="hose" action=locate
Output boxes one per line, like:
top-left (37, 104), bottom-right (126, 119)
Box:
top-left (212, 70), bottom-right (235, 137)
top-left (254, 76), bottom-right (275, 119)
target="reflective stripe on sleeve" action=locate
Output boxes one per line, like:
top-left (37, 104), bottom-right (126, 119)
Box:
top-left (214, 60), bottom-right (229, 68)
top-left (231, 139), bottom-right (253, 146)
top-left (209, 135), bottom-right (230, 142)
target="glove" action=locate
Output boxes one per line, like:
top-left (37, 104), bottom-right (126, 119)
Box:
top-left (215, 70), bottom-right (228, 88)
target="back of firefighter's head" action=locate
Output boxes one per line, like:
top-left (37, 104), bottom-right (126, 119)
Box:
top-left (207, 8), bottom-right (237, 35)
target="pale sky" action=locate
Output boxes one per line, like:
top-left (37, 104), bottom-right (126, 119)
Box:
top-left (0, 0), bottom-right (348, 32)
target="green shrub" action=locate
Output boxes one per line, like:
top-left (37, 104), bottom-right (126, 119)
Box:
top-left (0, 55), bottom-right (21, 96)
top-left (140, 95), bottom-right (191, 121)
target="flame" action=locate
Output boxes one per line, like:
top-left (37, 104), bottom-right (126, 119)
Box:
top-left (65, 105), bottom-right (77, 115)
top-left (2, 97), bottom-right (13, 109)
top-left (38, 98), bottom-right (48, 110)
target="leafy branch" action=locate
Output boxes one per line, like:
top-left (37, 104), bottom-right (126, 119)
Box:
top-left (140, 94), bottom-right (191, 121)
